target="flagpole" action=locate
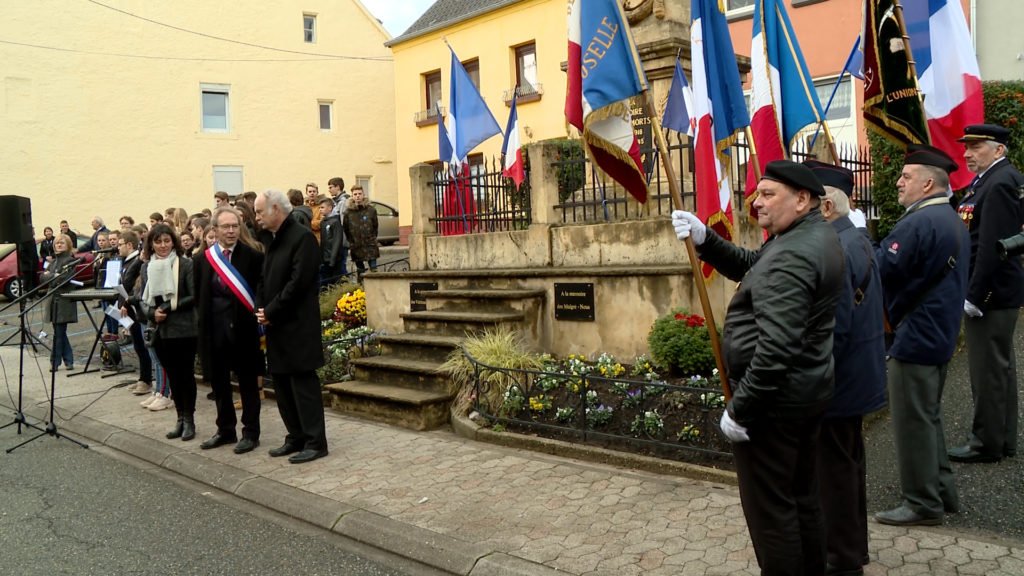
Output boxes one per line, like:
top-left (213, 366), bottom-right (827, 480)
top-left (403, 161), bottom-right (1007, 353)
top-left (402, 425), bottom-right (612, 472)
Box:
top-left (643, 88), bottom-right (731, 401)
top-left (893, 0), bottom-right (929, 142)
top-left (809, 70), bottom-right (847, 150)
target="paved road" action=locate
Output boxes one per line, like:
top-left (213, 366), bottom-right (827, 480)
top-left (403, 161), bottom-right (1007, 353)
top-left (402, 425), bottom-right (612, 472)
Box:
top-left (0, 418), bottom-right (432, 576)
top-left (865, 311), bottom-right (1024, 542)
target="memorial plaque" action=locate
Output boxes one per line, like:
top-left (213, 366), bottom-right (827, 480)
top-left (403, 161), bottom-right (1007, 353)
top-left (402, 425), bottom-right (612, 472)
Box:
top-left (629, 95), bottom-right (655, 177)
top-left (410, 282), bottom-right (438, 312)
top-left (554, 282), bottom-right (595, 321)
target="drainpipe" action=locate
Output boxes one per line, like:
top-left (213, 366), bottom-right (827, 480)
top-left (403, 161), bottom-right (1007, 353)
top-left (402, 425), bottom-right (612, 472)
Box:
top-left (970, 0), bottom-right (976, 52)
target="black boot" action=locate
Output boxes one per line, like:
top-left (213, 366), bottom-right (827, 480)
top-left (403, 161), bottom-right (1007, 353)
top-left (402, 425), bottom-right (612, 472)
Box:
top-left (181, 414), bottom-right (196, 441)
top-left (166, 416), bottom-right (184, 439)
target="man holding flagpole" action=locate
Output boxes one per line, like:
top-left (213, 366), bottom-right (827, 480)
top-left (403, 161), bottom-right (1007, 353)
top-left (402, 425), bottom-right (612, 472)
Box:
top-left (195, 206), bottom-right (265, 454)
top-left (674, 160), bottom-right (844, 575)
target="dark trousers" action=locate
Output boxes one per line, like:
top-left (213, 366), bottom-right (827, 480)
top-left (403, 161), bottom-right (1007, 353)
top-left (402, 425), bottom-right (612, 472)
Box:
top-left (887, 359), bottom-right (957, 517)
top-left (817, 415), bottom-right (868, 572)
top-left (965, 309), bottom-right (1019, 457)
top-left (154, 337), bottom-right (197, 416)
top-left (129, 321), bottom-right (152, 384)
top-left (210, 346), bottom-right (261, 440)
top-left (733, 412), bottom-right (826, 576)
top-left (272, 371), bottom-right (327, 452)
top-left (50, 322), bottom-right (73, 369)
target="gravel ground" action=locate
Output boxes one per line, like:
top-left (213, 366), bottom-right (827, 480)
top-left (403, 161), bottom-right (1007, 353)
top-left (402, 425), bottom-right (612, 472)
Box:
top-left (865, 311), bottom-right (1024, 541)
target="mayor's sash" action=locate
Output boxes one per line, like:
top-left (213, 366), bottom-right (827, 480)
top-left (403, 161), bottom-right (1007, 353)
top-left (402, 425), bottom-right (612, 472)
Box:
top-left (205, 246), bottom-right (255, 313)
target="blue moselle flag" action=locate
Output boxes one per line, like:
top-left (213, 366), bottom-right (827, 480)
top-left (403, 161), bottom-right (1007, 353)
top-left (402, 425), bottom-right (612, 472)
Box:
top-left (437, 99), bottom-right (457, 167)
top-left (450, 47), bottom-right (501, 162)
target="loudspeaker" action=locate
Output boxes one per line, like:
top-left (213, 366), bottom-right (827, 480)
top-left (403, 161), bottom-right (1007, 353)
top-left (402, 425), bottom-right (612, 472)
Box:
top-left (0, 195), bottom-right (33, 243)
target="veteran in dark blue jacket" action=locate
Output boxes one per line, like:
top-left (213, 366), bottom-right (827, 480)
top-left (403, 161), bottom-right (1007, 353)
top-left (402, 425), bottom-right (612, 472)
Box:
top-left (806, 160), bottom-right (886, 575)
top-left (949, 124), bottom-right (1024, 464)
top-left (874, 145), bottom-right (970, 528)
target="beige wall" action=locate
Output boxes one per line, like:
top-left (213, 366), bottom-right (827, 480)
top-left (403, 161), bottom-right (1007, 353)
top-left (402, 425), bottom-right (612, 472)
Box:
top-left (388, 0), bottom-right (568, 229)
top-left (0, 0), bottom-right (396, 235)
top-left (975, 0), bottom-right (1024, 81)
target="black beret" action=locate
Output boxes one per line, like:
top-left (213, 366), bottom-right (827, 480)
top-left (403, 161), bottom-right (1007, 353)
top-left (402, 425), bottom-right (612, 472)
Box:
top-left (802, 160), bottom-right (854, 196)
top-left (904, 144), bottom-right (958, 174)
top-left (761, 160), bottom-right (825, 196)
top-left (958, 123), bottom-right (1010, 145)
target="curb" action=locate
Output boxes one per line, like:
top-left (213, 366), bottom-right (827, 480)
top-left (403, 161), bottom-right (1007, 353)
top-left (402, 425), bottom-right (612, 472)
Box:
top-left (51, 411), bottom-right (564, 576)
top-left (450, 412), bottom-right (738, 486)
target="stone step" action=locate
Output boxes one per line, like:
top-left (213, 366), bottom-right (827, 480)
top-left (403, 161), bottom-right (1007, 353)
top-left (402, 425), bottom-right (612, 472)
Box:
top-left (377, 333), bottom-right (464, 363)
top-left (325, 380), bottom-right (453, 431)
top-left (426, 288), bottom-right (546, 299)
top-left (426, 288), bottom-right (547, 313)
top-left (349, 355), bottom-right (452, 392)
top-left (400, 310), bottom-right (526, 336)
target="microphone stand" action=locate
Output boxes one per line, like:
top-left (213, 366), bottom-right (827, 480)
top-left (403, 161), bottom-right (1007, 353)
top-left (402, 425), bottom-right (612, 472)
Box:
top-left (4, 258), bottom-right (89, 452)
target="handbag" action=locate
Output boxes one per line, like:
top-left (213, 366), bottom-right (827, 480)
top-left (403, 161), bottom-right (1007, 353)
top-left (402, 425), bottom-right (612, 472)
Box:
top-left (142, 326), bottom-right (159, 347)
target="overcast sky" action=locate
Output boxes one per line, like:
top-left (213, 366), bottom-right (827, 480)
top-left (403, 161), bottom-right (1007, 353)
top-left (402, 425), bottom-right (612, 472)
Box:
top-left (360, 0), bottom-right (436, 37)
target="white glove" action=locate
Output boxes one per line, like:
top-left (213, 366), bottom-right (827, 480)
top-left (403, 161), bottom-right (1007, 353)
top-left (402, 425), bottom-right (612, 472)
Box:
top-left (849, 209), bottom-right (867, 229)
top-left (964, 300), bottom-right (983, 318)
top-left (719, 410), bottom-right (750, 443)
top-left (671, 210), bottom-right (707, 245)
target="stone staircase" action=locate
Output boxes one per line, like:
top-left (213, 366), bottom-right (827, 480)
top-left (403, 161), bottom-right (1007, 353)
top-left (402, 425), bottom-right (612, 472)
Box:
top-left (325, 284), bottom-right (546, 430)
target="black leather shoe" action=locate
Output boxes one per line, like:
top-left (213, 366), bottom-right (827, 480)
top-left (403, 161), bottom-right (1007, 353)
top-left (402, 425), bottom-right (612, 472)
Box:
top-left (200, 433), bottom-right (237, 450)
top-left (181, 417), bottom-right (196, 442)
top-left (166, 418), bottom-right (184, 439)
top-left (874, 506), bottom-right (942, 526)
top-left (825, 563), bottom-right (864, 576)
top-left (288, 449), bottom-right (328, 464)
top-left (233, 438), bottom-right (259, 454)
top-left (268, 443), bottom-right (302, 457)
top-left (206, 390), bottom-right (216, 400)
top-left (943, 499), bottom-right (960, 514)
top-left (948, 445), bottom-right (1001, 463)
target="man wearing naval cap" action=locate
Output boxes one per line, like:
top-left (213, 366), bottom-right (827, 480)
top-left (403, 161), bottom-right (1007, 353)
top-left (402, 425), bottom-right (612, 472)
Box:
top-left (672, 160), bottom-right (844, 575)
top-left (874, 144), bottom-right (970, 527)
top-left (806, 160), bottom-right (886, 576)
top-left (948, 123), bottom-right (1024, 464)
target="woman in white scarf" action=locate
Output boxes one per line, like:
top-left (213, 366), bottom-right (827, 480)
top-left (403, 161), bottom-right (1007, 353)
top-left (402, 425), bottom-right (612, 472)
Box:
top-left (140, 224), bottom-right (198, 441)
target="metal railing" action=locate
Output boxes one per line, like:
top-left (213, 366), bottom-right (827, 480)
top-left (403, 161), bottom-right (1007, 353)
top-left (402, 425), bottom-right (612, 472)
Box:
top-left (431, 156), bottom-right (532, 235)
top-left (553, 136), bottom-right (874, 224)
top-left (468, 352), bottom-right (734, 464)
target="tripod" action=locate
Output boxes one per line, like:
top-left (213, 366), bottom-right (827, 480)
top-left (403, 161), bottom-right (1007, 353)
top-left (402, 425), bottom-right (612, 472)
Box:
top-left (3, 258), bottom-right (88, 452)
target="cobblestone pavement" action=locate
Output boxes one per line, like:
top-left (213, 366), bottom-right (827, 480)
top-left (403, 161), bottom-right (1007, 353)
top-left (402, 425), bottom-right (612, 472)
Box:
top-left (1, 343), bottom-right (1023, 575)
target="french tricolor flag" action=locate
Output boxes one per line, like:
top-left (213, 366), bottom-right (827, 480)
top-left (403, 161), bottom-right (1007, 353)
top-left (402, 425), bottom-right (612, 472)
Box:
top-left (745, 0), bottom-right (823, 203)
top-left (501, 97), bottom-right (525, 189)
top-left (906, 0), bottom-right (984, 191)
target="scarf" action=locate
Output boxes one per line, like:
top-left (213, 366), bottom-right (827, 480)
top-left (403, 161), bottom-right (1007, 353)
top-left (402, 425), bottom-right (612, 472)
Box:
top-left (143, 252), bottom-right (179, 309)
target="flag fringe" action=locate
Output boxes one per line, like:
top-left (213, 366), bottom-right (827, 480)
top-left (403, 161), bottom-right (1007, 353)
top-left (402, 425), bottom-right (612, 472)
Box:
top-left (583, 103), bottom-right (646, 198)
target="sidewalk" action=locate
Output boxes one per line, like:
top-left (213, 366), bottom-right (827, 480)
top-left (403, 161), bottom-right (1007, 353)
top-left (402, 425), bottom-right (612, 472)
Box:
top-left (3, 348), bottom-right (1023, 575)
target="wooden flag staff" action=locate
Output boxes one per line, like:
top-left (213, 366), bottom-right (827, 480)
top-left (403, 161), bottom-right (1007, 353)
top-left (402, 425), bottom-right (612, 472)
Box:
top-left (641, 89), bottom-right (732, 401)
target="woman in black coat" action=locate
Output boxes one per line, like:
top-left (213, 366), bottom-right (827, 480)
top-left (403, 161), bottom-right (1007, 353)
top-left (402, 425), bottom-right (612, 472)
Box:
top-left (139, 224), bottom-right (199, 441)
top-left (41, 234), bottom-right (78, 371)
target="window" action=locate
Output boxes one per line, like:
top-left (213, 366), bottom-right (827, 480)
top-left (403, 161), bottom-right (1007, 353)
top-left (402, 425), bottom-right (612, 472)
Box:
top-left (724, 0), bottom-right (755, 17)
top-left (303, 14), bottom-right (316, 43)
top-left (814, 76), bottom-right (852, 123)
top-left (201, 84), bottom-right (230, 132)
top-left (515, 43), bottom-right (538, 94)
top-left (462, 59), bottom-right (480, 89)
top-left (356, 176), bottom-right (372, 198)
top-left (212, 166), bottom-right (244, 195)
top-left (318, 100), bottom-right (333, 131)
top-left (416, 70), bottom-right (443, 125)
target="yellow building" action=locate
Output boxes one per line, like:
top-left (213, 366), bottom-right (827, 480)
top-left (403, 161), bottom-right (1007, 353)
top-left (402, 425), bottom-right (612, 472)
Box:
top-left (1, 0), bottom-right (396, 234)
top-left (387, 0), bottom-right (568, 238)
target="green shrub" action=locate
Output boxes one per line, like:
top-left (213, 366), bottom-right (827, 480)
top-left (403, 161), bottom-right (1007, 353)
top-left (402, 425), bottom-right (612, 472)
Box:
top-left (647, 309), bottom-right (716, 377)
top-left (982, 80), bottom-right (1024, 169)
top-left (442, 327), bottom-right (543, 416)
top-left (550, 138), bottom-right (585, 203)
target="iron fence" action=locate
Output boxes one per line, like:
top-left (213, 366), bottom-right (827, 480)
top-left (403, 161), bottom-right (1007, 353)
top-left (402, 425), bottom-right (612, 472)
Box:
top-left (468, 352), bottom-right (734, 465)
top-left (553, 136), bottom-right (874, 224)
top-left (431, 156), bottom-right (531, 235)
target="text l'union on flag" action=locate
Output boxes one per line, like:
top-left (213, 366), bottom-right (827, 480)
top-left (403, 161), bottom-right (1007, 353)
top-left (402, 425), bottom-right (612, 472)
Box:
top-left (565, 0), bottom-right (648, 203)
top-left (862, 0), bottom-right (930, 148)
top-left (745, 0), bottom-right (824, 207)
top-left (690, 0), bottom-right (750, 277)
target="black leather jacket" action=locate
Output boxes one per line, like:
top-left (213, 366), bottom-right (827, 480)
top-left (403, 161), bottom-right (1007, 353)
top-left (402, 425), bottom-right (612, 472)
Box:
top-left (697, 209), bottom-right (845, 424)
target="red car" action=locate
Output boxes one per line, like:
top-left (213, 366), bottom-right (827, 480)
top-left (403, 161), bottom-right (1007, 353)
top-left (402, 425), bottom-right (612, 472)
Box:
top-left (0, 241), bottom-right (96, 300)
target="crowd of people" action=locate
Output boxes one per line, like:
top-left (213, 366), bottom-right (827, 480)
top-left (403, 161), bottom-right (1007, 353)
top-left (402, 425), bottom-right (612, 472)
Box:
top-left (33, 178), bottom-right (383, 464)
top-left (672, 123), bottom-right (1022, 576)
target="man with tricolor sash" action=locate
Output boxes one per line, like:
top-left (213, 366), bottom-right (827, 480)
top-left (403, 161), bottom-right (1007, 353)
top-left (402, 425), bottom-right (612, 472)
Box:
top-left (195, 206), bottom-right (266, 455)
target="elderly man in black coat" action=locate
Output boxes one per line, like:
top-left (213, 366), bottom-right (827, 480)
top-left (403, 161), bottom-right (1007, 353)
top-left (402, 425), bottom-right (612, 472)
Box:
top-left (806, 160), bottom-right (887, 576)
top-left (950, 123), bottom-right (1024, 464)
top-left (673, 160), bottom-right (845, 576)
top-left (195, 206), bottom-right (266, 455)
top-left (254, 189), bottom-right (328, 464)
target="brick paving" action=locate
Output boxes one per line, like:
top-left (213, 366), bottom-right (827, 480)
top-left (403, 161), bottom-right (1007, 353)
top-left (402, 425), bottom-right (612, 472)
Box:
top-left (3, 347), bottom-right (1024, 575)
